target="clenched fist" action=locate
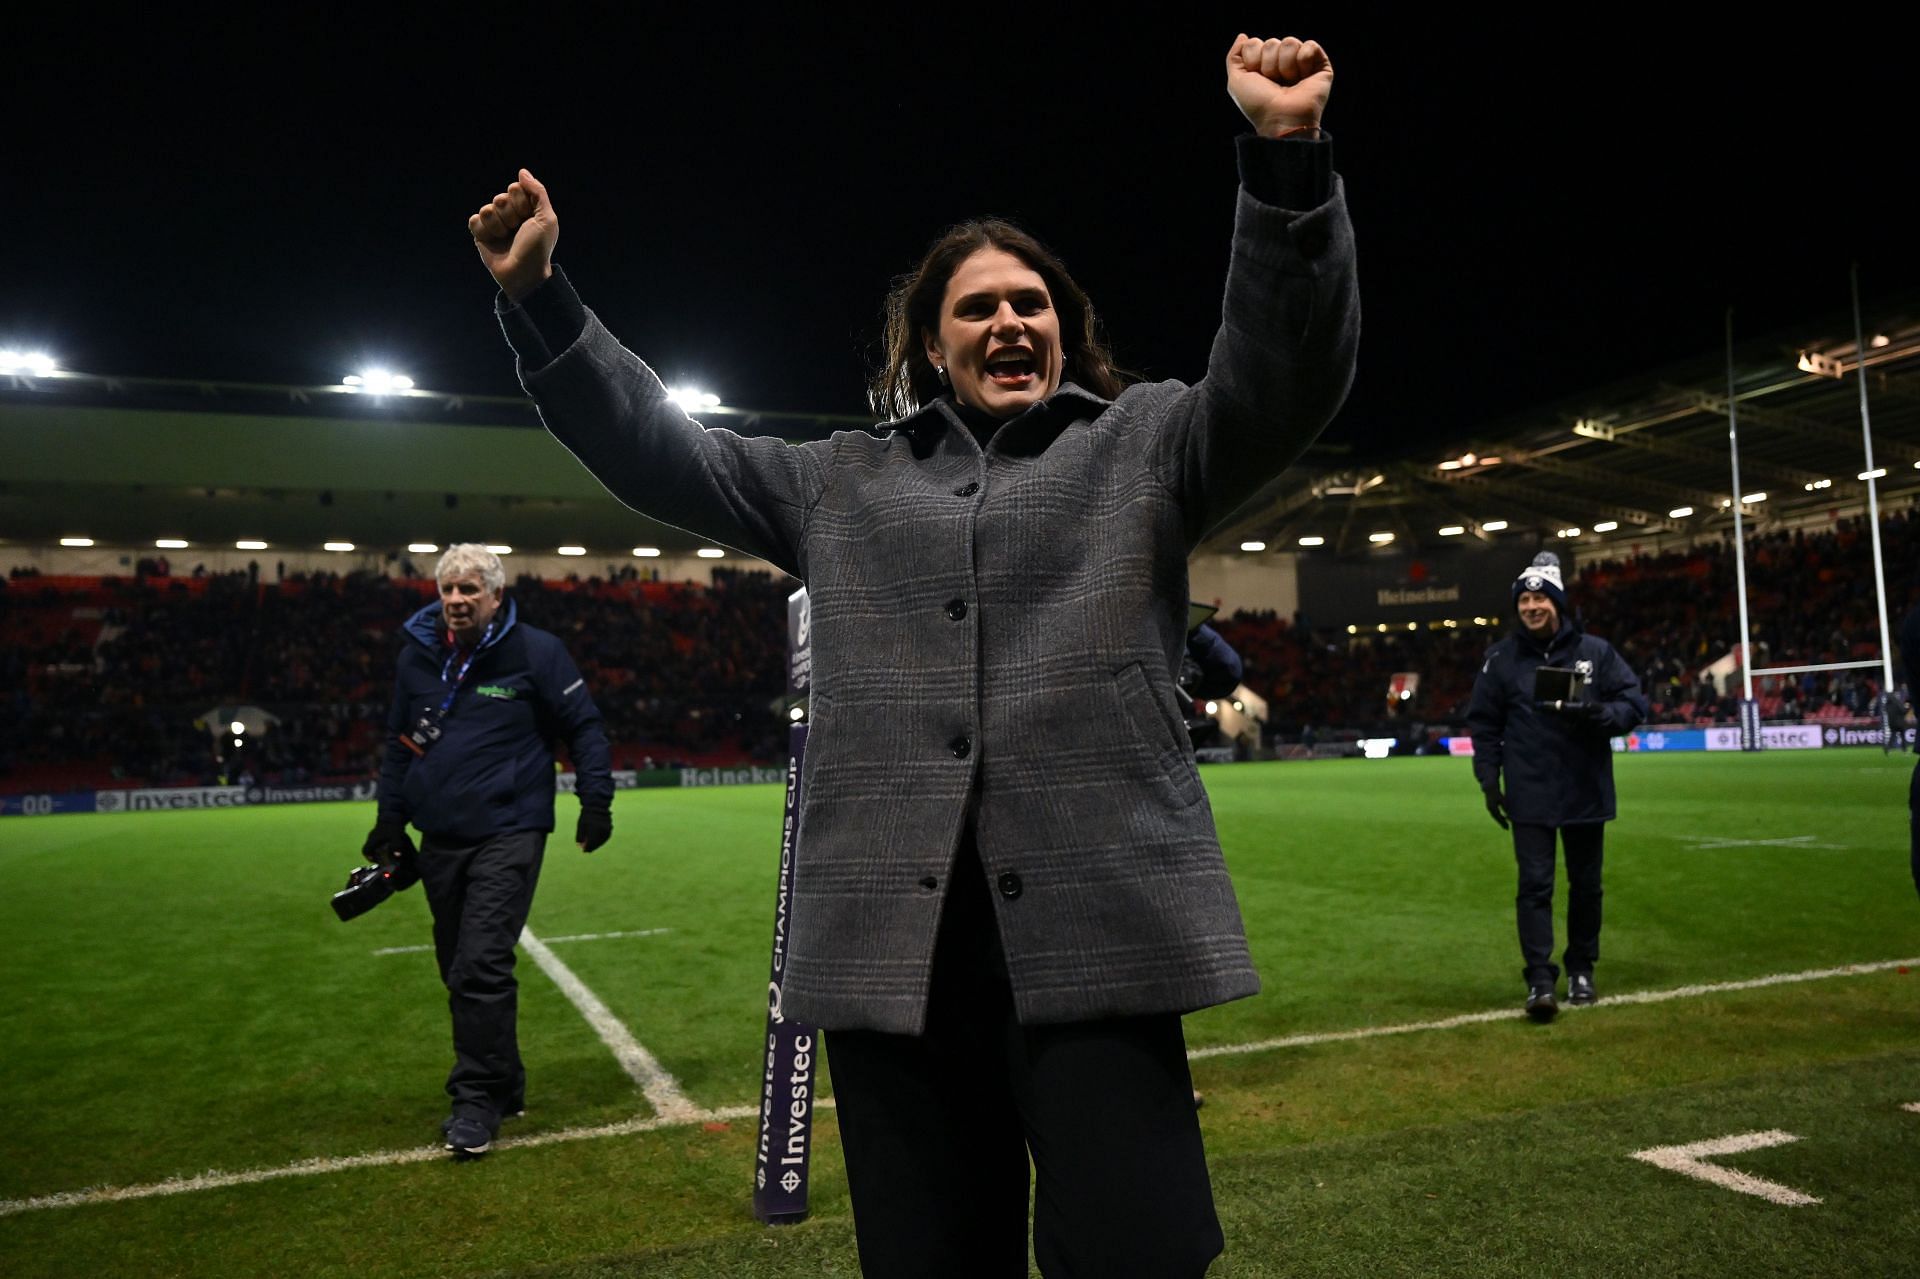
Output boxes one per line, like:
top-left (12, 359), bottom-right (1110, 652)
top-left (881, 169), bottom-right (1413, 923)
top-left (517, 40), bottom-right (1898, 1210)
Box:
top-left (469, 168), bottom-right (558, 303)
top-left (1226, 34), bottom-right (1333, 137)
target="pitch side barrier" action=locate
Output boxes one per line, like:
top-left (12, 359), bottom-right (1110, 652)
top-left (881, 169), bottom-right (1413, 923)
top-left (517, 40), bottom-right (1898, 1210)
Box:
top-left (2, 765), bottom-right (792, 818)
top-left (1441, 721), bottom-right (1912, 757)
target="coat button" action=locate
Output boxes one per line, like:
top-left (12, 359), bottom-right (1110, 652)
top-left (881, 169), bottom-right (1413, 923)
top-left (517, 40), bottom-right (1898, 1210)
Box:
top-left (996, 871), bottom-right (1023, 899)
top-left (945, 599), bottom-right (967, 621)
top-left (954, 481), bottom-right (980, 497)
top-left (949, 735), bottom-right (972, 758)
top-left (919, 875), bottom-right (939, 891)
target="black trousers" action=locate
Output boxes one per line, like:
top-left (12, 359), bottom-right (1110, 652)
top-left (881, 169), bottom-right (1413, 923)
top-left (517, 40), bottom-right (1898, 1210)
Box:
top-left (417, 829), bottom-right (547, 1121)
top-left (1512, 821), bottom-right (1604, 986)
top-left (825, 847), bottom-right (1222, 1279)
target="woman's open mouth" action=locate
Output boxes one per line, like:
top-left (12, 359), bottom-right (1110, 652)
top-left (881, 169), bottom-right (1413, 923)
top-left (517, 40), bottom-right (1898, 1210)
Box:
top-left (984, 349), bottom-right (1037, 388)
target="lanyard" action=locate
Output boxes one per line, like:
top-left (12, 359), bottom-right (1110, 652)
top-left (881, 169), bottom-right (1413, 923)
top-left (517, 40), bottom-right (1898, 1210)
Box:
top-left (436, 618), bottom-right (498, 714)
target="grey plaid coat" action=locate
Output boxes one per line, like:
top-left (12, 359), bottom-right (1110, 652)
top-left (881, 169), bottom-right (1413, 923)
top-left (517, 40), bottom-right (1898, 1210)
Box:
top-left (501, 172), bottom-right (1358, 1034)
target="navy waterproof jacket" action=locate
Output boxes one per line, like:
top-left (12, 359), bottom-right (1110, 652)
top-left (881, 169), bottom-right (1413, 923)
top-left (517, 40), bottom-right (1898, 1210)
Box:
top-left (1465, 621), bottom-right (1648, 826)
top-left (376, 597), bottom-right (614, 840)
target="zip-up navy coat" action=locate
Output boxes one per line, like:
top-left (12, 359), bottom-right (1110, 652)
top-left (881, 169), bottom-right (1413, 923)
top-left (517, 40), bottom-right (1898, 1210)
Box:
top-left (376, 597), bottom-right (614, 841)
top-left (1466, 622), bottom-right (1648, 826)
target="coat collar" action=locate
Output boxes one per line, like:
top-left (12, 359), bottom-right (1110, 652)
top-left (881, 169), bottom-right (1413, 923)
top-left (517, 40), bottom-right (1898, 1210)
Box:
top-left (880, 382), bottom-right (1112, 449)
top-left (404, 595), bottom-right (518, 653)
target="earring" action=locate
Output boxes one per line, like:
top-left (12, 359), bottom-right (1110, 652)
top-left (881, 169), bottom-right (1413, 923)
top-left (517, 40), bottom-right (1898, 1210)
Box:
top-left (934, 364), bottom-right (949, 387)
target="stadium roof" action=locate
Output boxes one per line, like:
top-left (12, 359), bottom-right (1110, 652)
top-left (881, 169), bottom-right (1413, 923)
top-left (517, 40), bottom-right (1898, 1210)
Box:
top-left (1198, 301), bottom-right (1920, 557)
top-left (6, 297), bottom-right (1917, 561)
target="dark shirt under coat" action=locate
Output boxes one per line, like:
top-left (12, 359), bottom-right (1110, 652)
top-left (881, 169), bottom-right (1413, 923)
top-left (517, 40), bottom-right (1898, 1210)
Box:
top-left (1466, 621), bottom-right (1649, 826)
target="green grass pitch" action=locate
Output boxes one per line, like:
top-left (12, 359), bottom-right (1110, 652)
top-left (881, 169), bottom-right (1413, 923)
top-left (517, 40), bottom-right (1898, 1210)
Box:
top-left (2, 750), bottom-right (1916, 1277)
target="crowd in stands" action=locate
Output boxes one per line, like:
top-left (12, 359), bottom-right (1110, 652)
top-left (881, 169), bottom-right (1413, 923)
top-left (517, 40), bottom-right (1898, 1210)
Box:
top-left (1, 566), bottom-right (791, 791)
top-left (4, 509), bottom-right (1914, 789)
top-left (1211, 509), bottom-right (1918, 743)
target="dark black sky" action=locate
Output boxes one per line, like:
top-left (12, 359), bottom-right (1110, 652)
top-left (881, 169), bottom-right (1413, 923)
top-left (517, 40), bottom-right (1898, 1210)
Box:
top-left (12, 12), bottom-right (1912, 458)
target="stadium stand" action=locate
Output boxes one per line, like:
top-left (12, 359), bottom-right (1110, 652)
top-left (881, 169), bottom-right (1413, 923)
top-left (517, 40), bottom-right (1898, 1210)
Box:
top-left (0, 566), bottom-right (790, 790)
top-left (4, 507), bottom-right (1914, 787)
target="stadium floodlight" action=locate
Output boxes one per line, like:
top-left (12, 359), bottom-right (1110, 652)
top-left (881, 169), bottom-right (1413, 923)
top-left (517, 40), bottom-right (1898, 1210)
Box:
top-left (558, 546), bottom-right (587, 556)
top-left (232, 737), bottom-right (243, 749)
top-left (59, 537), bottom-right (94, 547)
top-left (487, 545), bottom-right (513, 554)
top-left (1376, 623), bottom-right (1389, 633)
top-left (407, 542), bottom-right (439, 553)
top-left (1437, 459), bottom-right (1462, 470)
top-left (1346, 624), bottom-right (1358, 634)
top-left (1481, 520), bottom-right (1508, 532)
top-left (1407, 622), bottom-right (1418, 631)
top-left (696, 548), bottom-right (724, 558)
top-left (1298, 536), bottom-right (1325, 547)
top-left (1872, 333), bottom-right (1891, 348)
top-left (323, 541), bottom-right (355, 552)
top-left (155, 538), bottom-right (189, 549)
top-left (788, 705), bottom-right (806, 722)
top-left (0, 349), bottom-right (57, 376)
top-left (1858, 469), bottom-right (1887, 481)
top-left (1557, 527), bottom-right (1582, 538)
top-left (1804, 479), bottom-right (1833, 490)
top-left (229, 720), bottom-right (245, 735)
top-left (1368, 532), bottom-right (1394, 544)
top-left (1437, 525), bottom-right (1465, 536)
top-left (633, 547), bottom-right (662, 557)
top-left (1742, 492), bottom-right (1768, 504)
top-left (342, 369), bottom-right (414, 394)
top-left (1239, 541), bottom-right (1267, 552)
top-left (1592, 521), bottom-right (1618, 533)
top-left (1668, 507), bottom-right (1694, 518)
top-left (667, 386), bottom-right (722, 412)
top-left (236, 539), bottom-right (269, 550)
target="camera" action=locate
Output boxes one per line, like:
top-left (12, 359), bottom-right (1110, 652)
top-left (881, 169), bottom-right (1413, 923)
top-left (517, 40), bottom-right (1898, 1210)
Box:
top-left (331, 849), bottom-right (421, 922)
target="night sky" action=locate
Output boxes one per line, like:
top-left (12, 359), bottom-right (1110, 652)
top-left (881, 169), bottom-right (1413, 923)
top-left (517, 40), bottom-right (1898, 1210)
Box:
top-left (13, 12), bottom-right (1912, 459)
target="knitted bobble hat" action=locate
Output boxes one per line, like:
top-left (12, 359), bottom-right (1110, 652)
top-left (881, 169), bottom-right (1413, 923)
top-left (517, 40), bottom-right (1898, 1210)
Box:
top-left (1513, 550), bottom-right (1569, 615)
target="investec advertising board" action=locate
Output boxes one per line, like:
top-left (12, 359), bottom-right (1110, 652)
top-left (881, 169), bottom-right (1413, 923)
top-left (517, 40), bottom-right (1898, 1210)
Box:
top-left (1447, 722), bottom-right (1885, 756)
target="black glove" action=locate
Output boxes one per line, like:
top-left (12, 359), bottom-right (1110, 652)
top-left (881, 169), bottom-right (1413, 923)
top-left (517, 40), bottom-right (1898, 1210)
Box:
top-left (1483, 788), bottom-right (1510, 831)
top-left (576, 806), bottom-right (612, 853)
top-left (362, 819), bottom-right (417, 863)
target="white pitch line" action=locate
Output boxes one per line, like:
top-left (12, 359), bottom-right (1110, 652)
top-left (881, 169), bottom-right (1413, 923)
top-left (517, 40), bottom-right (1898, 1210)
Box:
top-left (0, 1105), bottom-right (758, 1218)
top-left (1903, 1103), bottom-right (1920, 1115)
top-left (518, 927), bottom-right (700, 1123)
top-left (1630, 1129), bottom-right (1821, 1206)
top-left (4, 956), bottom-right (1911, 1217)
top-left (1188, 956), bottom-right (1920, 1061)
top-left (372, 927), bottom-right (670, 956)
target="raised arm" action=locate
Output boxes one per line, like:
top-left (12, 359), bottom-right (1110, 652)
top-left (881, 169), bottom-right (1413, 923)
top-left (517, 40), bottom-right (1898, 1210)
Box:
top-left (1151, 35), bottom-right (1360, 545)
top-left (470, 171), bottom-right (829, 576)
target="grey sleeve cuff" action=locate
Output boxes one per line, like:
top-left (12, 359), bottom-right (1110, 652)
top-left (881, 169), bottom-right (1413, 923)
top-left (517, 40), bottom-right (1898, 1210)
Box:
top-left (495, 265), bottom-right (588, 370)
top-left (1235, 133), bottom-right (1334, 211)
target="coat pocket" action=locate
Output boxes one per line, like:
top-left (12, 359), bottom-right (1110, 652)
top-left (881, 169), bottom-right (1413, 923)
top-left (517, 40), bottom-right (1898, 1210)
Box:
top-left (1114, 661), bottom-right (1205, 808)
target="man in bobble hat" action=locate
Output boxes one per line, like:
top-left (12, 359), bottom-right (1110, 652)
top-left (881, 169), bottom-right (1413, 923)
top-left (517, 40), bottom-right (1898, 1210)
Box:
top-left (1466, 551), bottom-right (1648, 1021)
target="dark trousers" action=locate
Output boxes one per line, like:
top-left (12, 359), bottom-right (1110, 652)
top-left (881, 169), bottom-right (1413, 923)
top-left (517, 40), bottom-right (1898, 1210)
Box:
top-left (1512, 821), bottom-right (1604, 986)
top-left (825, 848), bottom-right (1221, 1279)
top-left (417, 829), bottom-right (547, 1121)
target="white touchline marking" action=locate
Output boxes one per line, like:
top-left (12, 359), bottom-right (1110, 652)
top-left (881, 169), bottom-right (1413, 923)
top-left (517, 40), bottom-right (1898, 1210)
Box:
top-left (6, 956), bottom-right (1912, 1216)
top-left (1677, 834), bottom-right (1848, 851)
top-left (1630, 1129), bottom-right (1821, 1206)
top-left (372, 927), bottom-right (671, 956)
top-left (1903, 1103), bottom-right (1920, 1115)
top-left (518, 926), bottom-right (700, 1123)
top-left (1187, 956), bottom-right (1920, 1060)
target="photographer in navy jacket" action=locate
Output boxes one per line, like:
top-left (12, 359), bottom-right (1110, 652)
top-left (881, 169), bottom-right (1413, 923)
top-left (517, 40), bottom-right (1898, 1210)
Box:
top-left (1466, 551), bottom-right (1647, 1022)
top-left (365, 543), bottom-right (615, 1157)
